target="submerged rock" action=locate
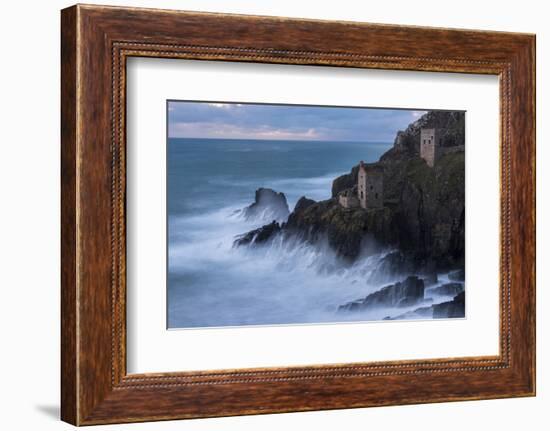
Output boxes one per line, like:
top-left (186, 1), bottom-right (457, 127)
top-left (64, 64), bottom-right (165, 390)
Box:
top-left (241, 188), bottom-right (290, 223)
top-left (427, 282), bottom-right (464, 297)
top-left (338, 275), bottom-right (425, 312)
top-left (233, 221), bottom-right (281, 247)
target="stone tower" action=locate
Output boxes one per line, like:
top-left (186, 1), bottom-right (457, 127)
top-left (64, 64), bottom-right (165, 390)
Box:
top-left (420, 128), bottom-right (443, 167)
top-left (358, 161), bottom-right (384, 210)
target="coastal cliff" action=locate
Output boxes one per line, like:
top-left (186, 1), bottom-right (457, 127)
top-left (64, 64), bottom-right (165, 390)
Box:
top-left (379, 110), bottom-right (465, 162)
top-left (235, 110), bottom-right (465, 275)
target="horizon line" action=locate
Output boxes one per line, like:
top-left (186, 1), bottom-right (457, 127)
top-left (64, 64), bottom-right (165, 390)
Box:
top-left (167, 136), bottom-right (394, 144)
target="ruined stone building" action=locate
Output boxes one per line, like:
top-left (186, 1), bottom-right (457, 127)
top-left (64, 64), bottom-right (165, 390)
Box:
top-left (420, 128), bottom-right (442, 167)
top-left (338, 187), bottom-right (360, 209)
top-left (358, 161), bottom-right (384, 209)
top-left (420, 127), bottom-right (465, 167)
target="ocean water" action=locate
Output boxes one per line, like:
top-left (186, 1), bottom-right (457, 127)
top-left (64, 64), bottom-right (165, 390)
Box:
top-left (167, 138), bottom-right (444, 329)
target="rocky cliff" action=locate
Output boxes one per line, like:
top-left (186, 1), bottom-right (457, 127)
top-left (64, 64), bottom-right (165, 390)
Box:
top-left (380, 110), bottom-right (465, 162)
top-left (276, 151), bottom-right (464, 271)
top-left (235, 110), bottom-right (465, 274)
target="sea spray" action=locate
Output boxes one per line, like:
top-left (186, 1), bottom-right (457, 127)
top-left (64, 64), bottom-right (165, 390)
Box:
top-left (166, 138), bottom-right (421, 328)
top-left (168, 198), bottom-right (459, 328)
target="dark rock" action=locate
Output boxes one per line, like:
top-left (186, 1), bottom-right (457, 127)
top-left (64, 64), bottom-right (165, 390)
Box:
top-left (385, 151), bottom-right (464, 270)
top-left (339, 276), bottom-right (425, 312)
top-left (390, 290), bottom-right (464, 320)
top-left (422, 272), bottom-right (438, 287)
top-left (241, 188), bottom-right (290, 223)
top-left (233, 221), bottom-right (281, 247)
top-left (325, 144), bottom-right (465, 268)
top-left (285, 197), bottom-right (392, 261)
top-left (367, 275), bottom-right (424, 308)
top-left (428, 282), bottom-right (464, 297)
top-left (448, 268), bottom-right (465, 281)
top-left (433, 291), bottom-right (465, 318)
top-left (337, 300), bottom-right (363, 313)
top-left (294, 196), bottom-right (316, 213)
top-left (376, 112), bottom-right (465, 270)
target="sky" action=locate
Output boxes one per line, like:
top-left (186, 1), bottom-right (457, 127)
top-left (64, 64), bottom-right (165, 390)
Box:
top-left (168, 101), bottom-right (427, 142)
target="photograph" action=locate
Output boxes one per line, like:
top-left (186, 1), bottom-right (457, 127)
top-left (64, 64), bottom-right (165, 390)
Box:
top-left (167, 101), bottom-right (466, 329)
top-left (0, 0), bottom-right (541, 428)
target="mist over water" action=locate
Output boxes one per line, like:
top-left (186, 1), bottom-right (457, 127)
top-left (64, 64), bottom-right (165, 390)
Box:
top-left (167, 138), bottom-right (454, 329)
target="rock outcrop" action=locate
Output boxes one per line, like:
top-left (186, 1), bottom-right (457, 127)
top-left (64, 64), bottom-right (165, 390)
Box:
top-left (338, 276), bottom-right (425, 312)
top-left (422, 272), bottom-right (439, 287)
top-left (284, 198), bottom-right (392, 260)
top-left (241, 188), bottom-right (290, 223)
top-left (392, 291), bottom-right (465, 320)
top-left (367, 251), bottom-right (416, 284)
top-left (427, 282), bottom-right (464, 297)
top-left (233, 221), bottom-right (282, 247)
top-left (293, 196), bottom-right (316, 213)
top-left (448, 268), bottom-right (465, 281)
top-left (433, 291), bottom-right (465, 318)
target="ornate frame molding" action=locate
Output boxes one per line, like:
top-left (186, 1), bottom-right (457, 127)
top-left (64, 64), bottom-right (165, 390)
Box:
top-left (61, 5), bottom-right (535, 425)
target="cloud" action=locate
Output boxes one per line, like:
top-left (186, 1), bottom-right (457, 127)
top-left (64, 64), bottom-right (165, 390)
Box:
top-left (169, 122), bottom-right (322, 141)
top-left (206, 103), bottom-right (237, 109)
top-left (168, 101), bottom-right (428, 142)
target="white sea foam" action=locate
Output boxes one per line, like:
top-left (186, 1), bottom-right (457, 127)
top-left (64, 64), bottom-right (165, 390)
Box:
top-left (167, 201), bottom-right (460, 328)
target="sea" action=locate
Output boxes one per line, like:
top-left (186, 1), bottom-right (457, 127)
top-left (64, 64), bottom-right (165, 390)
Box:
top-left (167, 137), bottom-right (403, 329)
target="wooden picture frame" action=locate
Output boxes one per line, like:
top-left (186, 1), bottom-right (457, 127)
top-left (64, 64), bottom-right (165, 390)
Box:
top-left (61, 4), bottom-right (535, 425)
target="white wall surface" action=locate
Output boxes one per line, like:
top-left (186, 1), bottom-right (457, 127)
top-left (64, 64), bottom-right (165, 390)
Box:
top-left (0, 0), bottom-right (546, 430)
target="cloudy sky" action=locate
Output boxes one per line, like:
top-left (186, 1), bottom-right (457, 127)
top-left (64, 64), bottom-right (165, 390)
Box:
top-left (168, 101), bottom-right (426, 142)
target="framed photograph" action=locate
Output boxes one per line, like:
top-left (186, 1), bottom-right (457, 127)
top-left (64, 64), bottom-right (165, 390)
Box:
top-left (164, 101), bottom-right (466, 330)
top-left (61, 4), bottom-right (535, 425)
